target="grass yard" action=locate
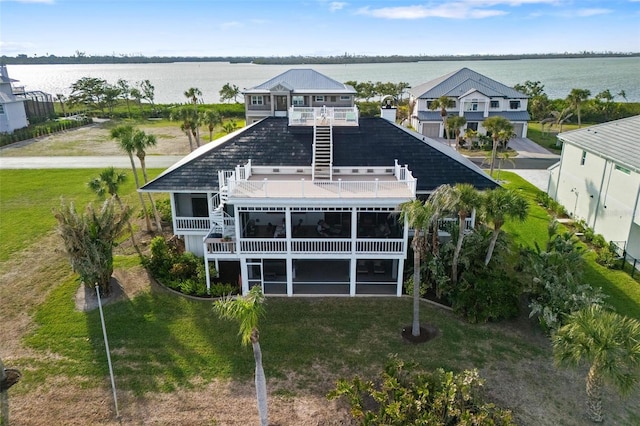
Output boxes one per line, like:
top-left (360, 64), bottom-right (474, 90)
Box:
top-left (0, 168), bottom-right (162, 263)
top-left (500, 171), bottom-right (640, 320)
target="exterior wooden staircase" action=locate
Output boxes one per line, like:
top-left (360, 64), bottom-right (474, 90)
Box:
top-left (312, 124), bottom-right (332, 180)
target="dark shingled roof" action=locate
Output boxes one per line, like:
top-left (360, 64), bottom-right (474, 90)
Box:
top-left (141, 117), bottom-right (497, 193)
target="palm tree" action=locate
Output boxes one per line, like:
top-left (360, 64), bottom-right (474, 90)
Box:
top-left (131, 129), bottom-right (163, 232)
top-left (213, 286), bottom-right (268, 426)
top-left (117, 79), bottom-right (132, 118)
top-left (110, 125), bottom-right (153, 232)
top-left (170, 107), bottom-right (196, 151)
top-left (482, 116), bottom-right (514, 177)
top-left (55, 93), bottom-right (67, 117)
top-left (463, 128), bottom-right (478, 149)
top-left (399, 199), bottom-right (435, 337)
top-left (566, 88), bottom-right (591, 128)
top-left (553, 305), bottom-right (640, 422)
top-left (88, 167), bottom-right (142, 257)
top-left (428, 96), bottom-right (455, 140)
top-left (482, 188), bottom-right (528, 265)
top-left (445, 115), bottom-right (467, 149)
top-left (55, 197), bottom-right (131, 295)
top-left (184, 87), bottom-right (203, 146)
top-left (430, 183), bottom-right (481, 285)
top-left (222, 119), bottom-right (238, 134)
top-left (202, 109), bottom-right (223, 142)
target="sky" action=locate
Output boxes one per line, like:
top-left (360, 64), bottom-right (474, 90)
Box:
top-left (1, 0), bottom-right (639, 57)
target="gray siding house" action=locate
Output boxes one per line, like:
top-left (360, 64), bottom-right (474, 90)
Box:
top-left (409, 68), bottom-right (530, 139)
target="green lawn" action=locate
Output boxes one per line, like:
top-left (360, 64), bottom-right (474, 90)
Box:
top-left (0, 168), bottom-right (162, 262)
top-left (500, 171), bottom-right (640, 319)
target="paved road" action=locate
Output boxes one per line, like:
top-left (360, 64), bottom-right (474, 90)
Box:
top-left (0, 156), bottom-right (184, 169)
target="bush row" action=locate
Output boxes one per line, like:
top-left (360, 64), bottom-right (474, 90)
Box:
top-left (0, 117), bottom-right (93, 147)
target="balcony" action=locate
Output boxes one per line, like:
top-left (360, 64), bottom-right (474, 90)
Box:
top-left (288, 106), bottom-right (358, 127)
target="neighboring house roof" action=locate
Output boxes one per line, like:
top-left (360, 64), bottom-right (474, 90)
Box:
top-left (243, 69), bottom-right (356, 95)
top-left (410, 68), bottom-right (527, 100)
top-left (557, 115), bottom-right (640, 172)
top-left (142, 117), bottom-right (497, 193)
top-left (417, 111), bottom-right (531, 121)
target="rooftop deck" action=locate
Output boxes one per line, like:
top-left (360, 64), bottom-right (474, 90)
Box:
top-left (222, 161), bottom-right (416, 201)
top-left (288, 106), bottom-right (359, 127)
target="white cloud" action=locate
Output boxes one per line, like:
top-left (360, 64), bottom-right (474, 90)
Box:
top-left (356, 2), bottom-right (508, 20)
top-left (575, 8), bottom-right (612, 17)
top-left (329, 1), bottom-right (347, 12)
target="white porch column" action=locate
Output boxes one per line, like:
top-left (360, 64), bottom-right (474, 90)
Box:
top-left (240, 259), bottom-right (249, 295)
top-left (396, 258), bottom-right (405, 297)
top-left (349, 259), bottom-right (357, 296)
top-left (286, 258), bottom-right (293, 297)
top-left (170, 193), bottom-right (178, 234)
top-left (204, 257), bottom-right (211, 292)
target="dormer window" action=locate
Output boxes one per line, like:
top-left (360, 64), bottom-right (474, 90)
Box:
top-left (251, 96), bottom-right (264, 105)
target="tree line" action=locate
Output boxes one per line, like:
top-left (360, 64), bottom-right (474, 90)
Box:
top-left (2, 51), bottom-right (638, 65)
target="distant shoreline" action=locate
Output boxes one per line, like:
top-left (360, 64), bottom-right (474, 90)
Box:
top-left (2, 52), bottom-right (639, 66)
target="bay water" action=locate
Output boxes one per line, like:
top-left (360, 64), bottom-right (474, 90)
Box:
top-left (7, 56), bottom-right (640, 104)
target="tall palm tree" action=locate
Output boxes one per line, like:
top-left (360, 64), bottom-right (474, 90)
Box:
top-left (553, 305), bottom-right (640, 423)
top-left (184, 87), bottom-right (203, 146)
top-left (429, 95), bottom-right (456, 140)
top-left (430, 183), bottom-right (481, 285)
top-left (203, 109), bottom-right (223, 142)
top-left (566, 88), bottom-right (591, 128)
top-left (88, 167), bottom-right (142, 257)
top-left (482, 188), bottom-right (529, 265)
top-left (213, 286), bottom-right (268, 426)
top-left (170, 107), bottom-right (196, 151)
top-left (110, 125), bottom-right (153, 232)
top-left (131, 129), bottom-right (163, 232)
top-left (495, 151), bottom-right (515, 181)
top-left (445, 115), bottom-right (467, 149)
top-left (399, 199), bottom-right (435, 337)
top-left (482, 116), bottom-right (514, 177)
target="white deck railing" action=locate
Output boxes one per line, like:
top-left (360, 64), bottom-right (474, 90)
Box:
top-left (224, 160), bottom-right (416, 199)
top-left (175, 217), bottom-right (211, 232)
top-left (288, 106), bottom-right (358, 126)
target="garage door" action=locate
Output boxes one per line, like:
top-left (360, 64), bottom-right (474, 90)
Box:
top-left (421, 123), bottom-right (440, 138)
top-left (512, 123), bottom-right (524, 138)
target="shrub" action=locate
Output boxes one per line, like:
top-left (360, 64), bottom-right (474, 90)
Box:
top-left (328, 354), bottom-right (515, 425)
top-left (596, 244), bottom-right (619, 269)
top-left (591, 233), bottom-right (607, 249)
top-left (143, 235), bottom-right (220, 296)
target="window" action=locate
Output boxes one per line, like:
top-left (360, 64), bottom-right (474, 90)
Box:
top-left (330, 96), bottom-right (336, 102)
top-left (0, 104), bottom-right (4, 114)
top-left (314, 95), bottom-right (325, 102)
top-left (490, 100), bottom-right (500, 108)
top-left (615, 164), bottom-right (631, 175)
top-left (251, 96), bottom-right (264, 105)
top-left (580, 151), bottom-right (587, 166)
top-left (292, 96), bottom-right (304, 106)
top-left (340, 95), bottom-right (351, 101)
top-left (471, 101), bottom-right (478, 111)
top-left (509, 100), bottom-right (520, 110)
top-left (467, 122), bottom-right (478, 131)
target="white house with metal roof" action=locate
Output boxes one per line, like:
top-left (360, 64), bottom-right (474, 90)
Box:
top-left (548, 115), bottom-right (640, 260)
top-left (0, 65), bottom-right (28, 134)
top-left (409, 68), bottom-right (530, 139)
top-left (242, 69), bottom-right (357, 124)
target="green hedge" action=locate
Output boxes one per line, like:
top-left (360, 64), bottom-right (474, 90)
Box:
top-left (0, 117), bottom-right (93, 147)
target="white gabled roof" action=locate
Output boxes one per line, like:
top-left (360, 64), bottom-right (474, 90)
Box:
top-left (243, 69), bottom-right (356, 95)
top-left (557, 115), bottom-right (640, 172)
